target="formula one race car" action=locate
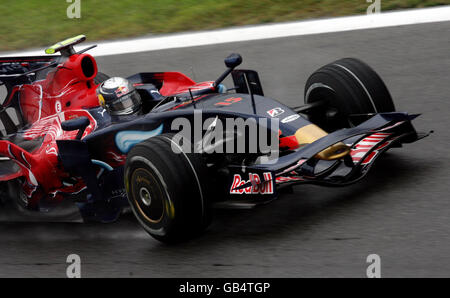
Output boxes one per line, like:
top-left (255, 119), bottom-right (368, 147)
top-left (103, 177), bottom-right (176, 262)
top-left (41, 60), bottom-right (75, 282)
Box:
top-left (0, 36), bottom-right (428, 242)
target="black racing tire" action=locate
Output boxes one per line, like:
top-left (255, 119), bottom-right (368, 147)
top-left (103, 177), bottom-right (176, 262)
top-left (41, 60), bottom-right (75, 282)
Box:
top-left (124, 134), bottom-right (212, 243)
top-left (94, 72), bottom-right (110, 85)
top-left (304, 58), bottom-right (395, 132)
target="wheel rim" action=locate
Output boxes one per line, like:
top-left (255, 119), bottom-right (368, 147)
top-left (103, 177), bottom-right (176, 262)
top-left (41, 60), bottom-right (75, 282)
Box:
top-left (139, 187), bottom-right (152, 206)
top-left (131, 168), bottom-right (165, 223)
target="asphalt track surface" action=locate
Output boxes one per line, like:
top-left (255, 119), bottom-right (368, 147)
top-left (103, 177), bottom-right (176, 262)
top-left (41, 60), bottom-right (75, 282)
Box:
top-left (0, 21), bottom-right (449, 277)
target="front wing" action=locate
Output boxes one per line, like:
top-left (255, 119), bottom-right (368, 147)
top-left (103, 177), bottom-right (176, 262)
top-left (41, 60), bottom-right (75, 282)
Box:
top-left (228, 112), bottom-right (429, 196)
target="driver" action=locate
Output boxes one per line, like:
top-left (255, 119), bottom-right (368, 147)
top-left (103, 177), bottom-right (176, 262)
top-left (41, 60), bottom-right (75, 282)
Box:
top-left (96, 77), bottom-right (143, 116)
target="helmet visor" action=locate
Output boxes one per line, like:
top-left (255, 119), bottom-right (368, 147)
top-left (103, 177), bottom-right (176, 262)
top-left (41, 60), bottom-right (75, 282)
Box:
top-left (107, 91), bottom-right (141, 115)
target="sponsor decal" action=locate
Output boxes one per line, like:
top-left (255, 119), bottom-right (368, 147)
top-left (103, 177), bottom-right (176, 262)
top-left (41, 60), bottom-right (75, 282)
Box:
top-left (267, 107), bottom-right (285, 118)
top-left (215, 97), bottom-right (243, 106)
top-left (115, 86), bottom-right (129, 97)
top-left (281, 114), bottom-right (300, 123)
top-left (135, 175), bottom-right (151, 185)
top-left (55, 100), bottom-right (62, 113)
top-left (276, 176), bottom-right (304, 184)
top-left (98, 108), bottom-right (107, 117)
top-left (115, 124), bottom-right (163, 154)
top-left (350, 132), bottom-right (394, 165)
top-left (230, 172), bottom-right (274, 195)
top-left (277, 159), bottom-right (307, 176)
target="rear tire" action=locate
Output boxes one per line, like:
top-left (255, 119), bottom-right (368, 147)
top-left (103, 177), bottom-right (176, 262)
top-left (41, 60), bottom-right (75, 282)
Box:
top-left (124, 134), bottom-right (212, 243)
top-left (305, 58), bottom-right (395, 131)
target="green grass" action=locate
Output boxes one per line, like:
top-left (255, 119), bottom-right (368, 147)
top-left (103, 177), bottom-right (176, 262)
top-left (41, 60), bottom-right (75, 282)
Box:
top-left (0, 0), bottom-right (448, 51)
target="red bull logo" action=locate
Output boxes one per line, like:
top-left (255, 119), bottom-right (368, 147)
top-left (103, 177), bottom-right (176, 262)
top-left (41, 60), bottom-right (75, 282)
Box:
top-left (115, 86), bottom-right (129, 97)
top-left (230, 172), bottom-right (274, 195)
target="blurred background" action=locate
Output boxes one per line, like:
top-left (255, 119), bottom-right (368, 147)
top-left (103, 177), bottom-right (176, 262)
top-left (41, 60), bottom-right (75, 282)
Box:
top-left (1, 0), bottom-right (449, 51)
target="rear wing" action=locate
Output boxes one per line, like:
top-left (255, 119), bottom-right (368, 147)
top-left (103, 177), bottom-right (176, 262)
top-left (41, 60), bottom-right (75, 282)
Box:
top-left (0, 56), bottom-right (58, 95)
top-left (0, 56), bottom-right (58, 76)
top-left (0, 56), bottom-right (59, 136)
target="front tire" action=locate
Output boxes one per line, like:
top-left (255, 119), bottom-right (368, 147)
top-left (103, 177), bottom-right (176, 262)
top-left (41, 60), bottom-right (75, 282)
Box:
top-left (124, 134), bottom-right (211, 243)
top-left (305, 58), bottom-right (395, 131)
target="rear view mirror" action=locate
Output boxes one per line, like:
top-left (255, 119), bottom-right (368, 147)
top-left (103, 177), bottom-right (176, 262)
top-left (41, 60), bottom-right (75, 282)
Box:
top-left (61, 116), bottom-right (90, 140)
top-left (224, 53), bottom-right (243, 69)
top-left (215, 53), bottom-right (244, 87)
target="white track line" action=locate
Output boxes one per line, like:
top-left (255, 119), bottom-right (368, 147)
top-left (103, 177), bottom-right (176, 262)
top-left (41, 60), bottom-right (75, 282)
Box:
top-left (2, 6), bottom-right (450, 57)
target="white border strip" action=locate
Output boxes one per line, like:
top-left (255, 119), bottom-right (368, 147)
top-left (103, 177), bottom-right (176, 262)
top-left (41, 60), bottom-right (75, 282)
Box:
top-left (2, 6), bottom-right (450, 57)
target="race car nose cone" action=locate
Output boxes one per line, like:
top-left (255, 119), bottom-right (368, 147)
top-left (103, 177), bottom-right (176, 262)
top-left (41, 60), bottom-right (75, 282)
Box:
top-left (295, 124), bottom-right (350, 161)
top-left (316, 143), bottom-right (351, 160)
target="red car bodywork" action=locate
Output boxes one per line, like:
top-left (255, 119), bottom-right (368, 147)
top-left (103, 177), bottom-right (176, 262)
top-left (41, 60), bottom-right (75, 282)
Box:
top-left (0, 53), bottom-right (214, 208)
